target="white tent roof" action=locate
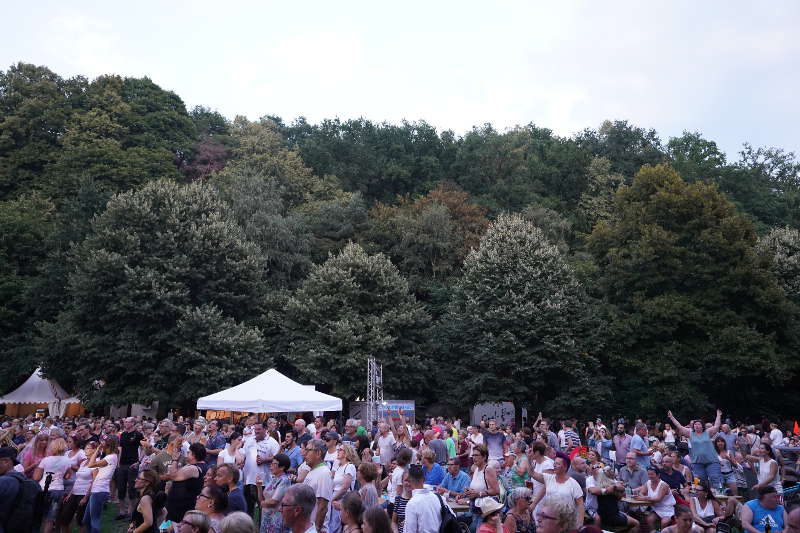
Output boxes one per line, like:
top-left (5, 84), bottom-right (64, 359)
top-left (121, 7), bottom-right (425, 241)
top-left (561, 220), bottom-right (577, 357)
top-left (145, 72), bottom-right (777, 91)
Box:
top-left (0, 368), bottom-right (79, 405)
top-left (196, 369), bottom-right (342, 413)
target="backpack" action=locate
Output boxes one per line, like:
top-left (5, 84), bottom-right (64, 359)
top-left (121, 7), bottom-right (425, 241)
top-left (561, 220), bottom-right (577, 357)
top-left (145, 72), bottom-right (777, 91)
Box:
top-left (4, 472), bottom-right (43, 533)
top-left (434, 492), bottom-right (460, 533)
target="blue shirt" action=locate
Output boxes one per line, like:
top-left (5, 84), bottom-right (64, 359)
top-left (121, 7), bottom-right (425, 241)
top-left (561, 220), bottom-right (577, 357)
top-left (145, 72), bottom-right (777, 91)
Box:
top-left (0, 472), bottom-right (24, 528)
top-left (630, 434), bottom-right (650, 469)
top-left (285, 445), bottom-right (303, 470)
top-left (227, 486), bottom-right (248, 513)
top-left (745, 499), bottom-right (785, 532)
top-left (438, 470), bottom-right (470, 495)
top-left (423, 463), bottom-right (445, 486)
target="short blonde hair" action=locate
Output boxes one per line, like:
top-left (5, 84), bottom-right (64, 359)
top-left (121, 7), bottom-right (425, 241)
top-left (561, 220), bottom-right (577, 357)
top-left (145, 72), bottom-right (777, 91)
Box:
top-left (47, 437), bottom-right (67, 457)
top-left (420, 449), bottom-right (437, 463)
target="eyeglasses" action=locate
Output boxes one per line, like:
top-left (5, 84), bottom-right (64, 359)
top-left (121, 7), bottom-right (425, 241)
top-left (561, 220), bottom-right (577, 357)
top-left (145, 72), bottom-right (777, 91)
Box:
top-left (196, 493), bottom-right (210, 500)
top-left (280, 503), bottom-right (300, 509)
top-left (538, 512), bottom-right (558, 521)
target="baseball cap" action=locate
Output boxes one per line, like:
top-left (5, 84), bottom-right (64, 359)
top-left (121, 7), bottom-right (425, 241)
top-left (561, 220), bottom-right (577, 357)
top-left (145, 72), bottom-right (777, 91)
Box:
top-left (325, 431), bottom-right (341, 442)
top-left (0, 446), bottom-right (19, 465)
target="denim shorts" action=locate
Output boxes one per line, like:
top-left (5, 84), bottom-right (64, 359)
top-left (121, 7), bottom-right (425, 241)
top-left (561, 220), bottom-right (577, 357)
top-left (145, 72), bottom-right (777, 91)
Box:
top-left (721, 471), bottom-right (737, 485)
top-left (44, 490), bottom-right (65, 521)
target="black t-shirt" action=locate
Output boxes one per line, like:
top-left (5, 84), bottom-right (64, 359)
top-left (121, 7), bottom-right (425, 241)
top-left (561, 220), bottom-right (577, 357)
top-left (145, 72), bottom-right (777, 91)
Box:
top-left (120, 430), bottom-right (144, 465)
top-left (660, 468), bottom-right (686, 490)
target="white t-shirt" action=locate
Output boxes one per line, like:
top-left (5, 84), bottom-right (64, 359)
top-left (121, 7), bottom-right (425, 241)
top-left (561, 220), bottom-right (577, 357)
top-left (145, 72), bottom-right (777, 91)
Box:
top-left (542, 473), bottom-right (583, 502)
top-left (389, 465), bottom-right (406, 502)
top-left (532, 458), bottom-right (555, 492)
top-left (324, 450), bottom-right (338, 471)
top-left (377, 433), bottom-right (397, 466)
top-left (770, 429), bottom-right (784, 447)
top-left (92, 453), bottom-right (118, 493)
top-left (467, 432), bottom-right (484, 455)
top-left (585, 476), bottom-right (597, 512)
top-left (39, 455), bottom-right (72, 491)
top-left (333, 462), bottom-right (356, 495)
top-left (304, 464), bottom-right (333, 532)
top-left (664, 430), bottom-right (676, 444)
top-left (72, 461), bottom-right (94, 495)
top-left (243, 437), bottom-right (280, 484)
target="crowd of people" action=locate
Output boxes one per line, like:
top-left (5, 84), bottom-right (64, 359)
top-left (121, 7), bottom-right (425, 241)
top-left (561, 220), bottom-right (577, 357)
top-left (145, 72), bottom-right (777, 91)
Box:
top-left (0, 409), bottom-right (799, 533)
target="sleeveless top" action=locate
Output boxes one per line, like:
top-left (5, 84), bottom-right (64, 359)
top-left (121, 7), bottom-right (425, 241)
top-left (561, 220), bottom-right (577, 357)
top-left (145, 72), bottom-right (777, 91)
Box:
top-left (689, 431), bottom-right (717, 464)
top-left (647, 480), bottom-right (676, 517)
top-left (693, 497), bottom-right (715, 521)
top-left (132, 494), bottom-right (164, 533)
top-left (166, 462), bottom-right (206, 521)
top-left (510, 457), bottom-right (530, 488)
top-left (745, 499), bottom-right (785, 532)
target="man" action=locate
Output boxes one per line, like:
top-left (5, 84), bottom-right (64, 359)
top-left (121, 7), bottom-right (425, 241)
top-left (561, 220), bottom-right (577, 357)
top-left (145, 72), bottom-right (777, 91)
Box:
top-left (154, 419), bottom-right (173, 450)
top-left (303, 439), bottom-right (332, 533)
top-left (769, 423), bottom-right (784, 447)
top-left (204, 420), bottom-right (226, 460)
top-left (444, 428), bottom-right (457, 459)
top-left (630, 423), bottom-right (652, 470)
top-left (466, 426), bottom-right (484, 456)
top-left (323, 431), bottom-right (340, 470)
top-left (539, 420), bottom-right (560, 451)
top-left (741, 486), bottom-right (788, 533)
top-left (376, 422), bottom-right (396, 467)
top-left (283, 430), bottom-right (303, 472)
top-left (116, 417), bottom-right (144, 519)
top-left (405, 464), bottom-right (447, 533)
top-left (659, 454), bottom-right (687, 491)
top-left (718, 424), bottom-right (738, 452)
top-left (562, 421), bottom-right (581, 452)
top-left (567, 456), bottom-right (588, 497)
top-left (281, 484), bottom-right (318, 533)
top-left (244, 422), bottom-right (280, 513)
top-left (341, 419), bottom-right (358, 444)
top-left (613, 423), bottom-right (632, 471)
top-left (438, 458), bottom-right (470, 497)
top-left (0, 446), bottom-right (29, 530)
top-left (481, 419), bottom-right (508, 463)
top-left (266, 417), bottom-right (282, 443)
top-left (619, 452), bottom-right (647, 490)
top-left (295, 418), bottom-right (312, 446)
top-left (424, 430), bottom-right (448, 466)
top-left (215, 463), bottom-right (248, 513)
top-left (444, 419), bottom-right (459, 441)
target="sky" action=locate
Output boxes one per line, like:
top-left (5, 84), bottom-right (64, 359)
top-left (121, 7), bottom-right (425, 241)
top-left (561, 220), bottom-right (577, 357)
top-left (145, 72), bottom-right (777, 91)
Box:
top-left (4, 1), bottom-right (800, 159)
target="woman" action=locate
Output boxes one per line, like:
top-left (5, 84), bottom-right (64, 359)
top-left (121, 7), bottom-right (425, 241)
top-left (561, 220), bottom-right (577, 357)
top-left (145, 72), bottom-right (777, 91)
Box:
top-left (528, 452), bottom-right (583, 529)
top-left (668, 409), bottom-right (723, 488)
top-left (509, 441), bottom-right (529, 489)
top-left (664, 423), bottom-right (676, 448)
top-left (478, 499), bottom-right (509, 533)
top-left (661, 505), bottom-right (694, 533)
top-left (204, 465), bottom-right (219, 488)
top-left (586, 465), bottom-right (637, 531)
top-left (130, 470), bottom-right (165, 533)
top-left (670, 450), bottom-right (693, 485)
top-left (195, 484), bottom-right (228, 533)
top-left (59, 440), bottom-right (96, 533)
top-left (84, 434), bottom-right (119, 533)
top-left (527, 441), bottom-right (554, 510)
top-left (165, 442), bottom-right (209, 525)
top-left (179, 510), bottom-right (211, 533)
top-left (588, 427), bottom-right (613, 465)
top-left (585, 450), bottom-right (601, 469)
top-left (362, 506), bottom-right (392, 533)
top-left (34, 437), bottom-right (71, 533)
top-left (358, 462), bottom-right (380, 510)
top-left (690, 481), bottom-right (723, 533)
top-left (463, 444), bottom-right (501, 533)
top-left (504, 488), bottom-right (535, 533)
top-left (342, 492), bottom-right (364, 533)
top-left (747, 442), bottom-right (782, 493)
top-left (256, 453), bottom-right (291, 533)
top-left (218, 432), bottom-right (245, 468)
top-left (535, 494), bottom-right (576, 533)
top-left (419, 449), bottom-right (444, 486)
top-left (63, 434), bottom-right (86, 496)
top-left (714, 436), bottom-right (738, 496)
top-left (23, 432), bottom-right (49, 478)
top-left (331, 444), bottom-right (359, 533)
top-left (220, 511), bottom-right (256, 533)
top-left (635, 466), bottom-right (676, 530)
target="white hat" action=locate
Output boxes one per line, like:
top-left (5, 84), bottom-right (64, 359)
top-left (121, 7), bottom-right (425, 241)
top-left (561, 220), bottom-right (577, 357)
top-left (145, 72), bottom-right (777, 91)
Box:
top-left (480, 498), bottom-right (503, 518)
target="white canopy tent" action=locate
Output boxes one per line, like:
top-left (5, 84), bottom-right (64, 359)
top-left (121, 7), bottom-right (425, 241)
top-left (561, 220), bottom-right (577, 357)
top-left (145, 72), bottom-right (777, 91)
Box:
top-left (196, 368), bottom-right (342, 413)
top-left (0, 368), bottom-right (80, 417)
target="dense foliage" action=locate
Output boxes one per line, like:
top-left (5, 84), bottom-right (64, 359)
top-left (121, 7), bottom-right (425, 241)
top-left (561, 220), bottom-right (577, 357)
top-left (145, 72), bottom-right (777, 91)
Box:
top-left (2, 62), bottom-right (799, 418)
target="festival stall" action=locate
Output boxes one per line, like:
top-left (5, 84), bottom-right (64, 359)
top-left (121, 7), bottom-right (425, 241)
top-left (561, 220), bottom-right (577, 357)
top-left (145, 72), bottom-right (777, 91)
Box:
top-left (0, 368), bottom-right (82, 417)
top-left (196, 368), bottom-right (342, 415)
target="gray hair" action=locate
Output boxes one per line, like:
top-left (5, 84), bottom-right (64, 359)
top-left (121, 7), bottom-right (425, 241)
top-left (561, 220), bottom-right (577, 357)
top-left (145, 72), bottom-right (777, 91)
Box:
top-left (182, 510), bottom-right (210, 533)
top-left (219, 511), bottom-right (255, 533)
top-left (308, 438), bottom-right (326, 456)
top-left (507, 487), bottom-right (532, 508)
top-left (286, 484), bottom-right (316, 517)
top-left (540, 494), bottom-right (576, 532)
top-left (513, 440), bottom-right (527, 454)
top-left (346, 418), bottom-right (358, 427)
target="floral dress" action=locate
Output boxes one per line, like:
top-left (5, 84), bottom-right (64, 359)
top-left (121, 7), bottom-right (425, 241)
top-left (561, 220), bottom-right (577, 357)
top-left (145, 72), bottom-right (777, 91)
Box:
top-left (260, 473), bottom-right (291, 533)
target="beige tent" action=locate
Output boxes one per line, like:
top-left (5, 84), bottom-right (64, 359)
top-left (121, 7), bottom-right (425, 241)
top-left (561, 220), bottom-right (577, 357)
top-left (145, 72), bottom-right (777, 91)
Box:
top-left (0, 369), bottom-right (81, 417)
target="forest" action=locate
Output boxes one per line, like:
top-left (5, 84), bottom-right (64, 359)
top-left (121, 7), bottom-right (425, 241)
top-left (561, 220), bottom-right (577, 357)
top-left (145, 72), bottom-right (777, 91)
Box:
top-left (1, 62), bottom-right (799, 419)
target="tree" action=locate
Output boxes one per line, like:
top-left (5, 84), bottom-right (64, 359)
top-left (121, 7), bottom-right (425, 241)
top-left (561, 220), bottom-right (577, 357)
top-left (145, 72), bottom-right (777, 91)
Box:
top-left (285, 242), bottom-right (430, 400)
top-left (666, 131), bottom-right (726, 184)
top-left (587, 164), bottom-right (798, 415)
top-left (0, 193), bottom-right (55, 391)
top-left (577, 157), bottom-right (624, 232)
top-left (757, 226), bottom-right (800, 304)
top-left (576, 120), bottom-right (664, 179)
top-left (442, 213), bottom-right (604, 423)
top-left (38, 179), bottom-right (269, 407)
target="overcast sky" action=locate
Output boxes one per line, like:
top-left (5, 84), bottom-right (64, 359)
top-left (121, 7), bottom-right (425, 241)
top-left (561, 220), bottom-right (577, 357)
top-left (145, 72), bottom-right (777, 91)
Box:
top-left (5, 1), bottom-right (799, 159)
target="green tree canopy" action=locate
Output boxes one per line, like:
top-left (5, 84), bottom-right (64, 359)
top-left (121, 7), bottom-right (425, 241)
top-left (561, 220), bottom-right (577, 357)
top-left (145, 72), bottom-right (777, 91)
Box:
top-left (38, 179), bottom-right (269, 407)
